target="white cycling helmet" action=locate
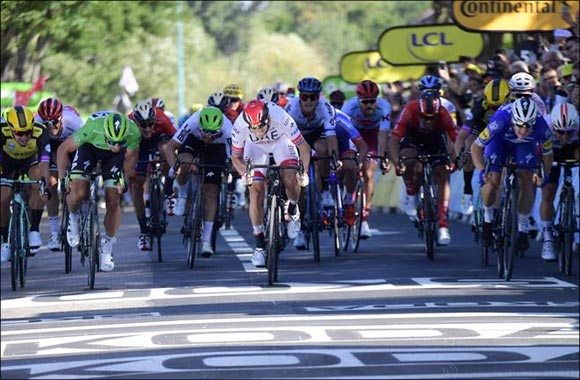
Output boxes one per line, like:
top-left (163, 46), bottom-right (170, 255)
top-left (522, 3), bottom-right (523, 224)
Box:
top-left (207, 91), bottom-right (227, 108)
top-left (133, 100), bottom-right (155, 125)
top-left (257, 87), bottom-right (279, 103)
top-left (511, 97), bottom-right (538, 127)
top-left (508, 72), bottom-right (536, 94)
top-left (550, 102), bottom-right (579, 132)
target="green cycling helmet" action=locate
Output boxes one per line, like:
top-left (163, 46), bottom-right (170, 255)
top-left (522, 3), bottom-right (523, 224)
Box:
top-left (199, 106), bottom-right (223, 133)
top-left (104, 112), bottom-right (129, 142)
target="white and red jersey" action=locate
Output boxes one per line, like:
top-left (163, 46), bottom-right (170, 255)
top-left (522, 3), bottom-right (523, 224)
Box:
top-left (231, 101), bottom-right (305, 155)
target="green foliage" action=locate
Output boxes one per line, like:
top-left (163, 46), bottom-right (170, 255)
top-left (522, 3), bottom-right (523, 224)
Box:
top-left (2, 0), bottom-right (431, 116)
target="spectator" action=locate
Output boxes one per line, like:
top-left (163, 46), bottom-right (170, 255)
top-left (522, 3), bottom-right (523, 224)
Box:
top-left (562, 36), bottom-right (579, 62)
top-left (509, 60), bottom-right (530, 75)
top-left (541, 50), bottom-right (566, 71)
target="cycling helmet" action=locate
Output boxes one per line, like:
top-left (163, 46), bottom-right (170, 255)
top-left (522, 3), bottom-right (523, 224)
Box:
top-left (329, 90), bottom-right (346, 104)
top-left (151, 97), bottom-right (165, 110)
top-left (418, 92), bottom-right (441, 118)
top-left (511, 97), bottom-right (538, 127)
top-left (550, 102), bottom-right (579, 132)
top-left (133, 100), bottom-right (156, 126)
top-left (38, 98), bottom-right (63, 121)
top-left (190, 103), bottom-right (203, 114)
top-left (355, 80), bottom-right (379, 99)
top-left (207, 91), bottom-right (228, 108)
top-left (242, 99), bottom-right (269, 129)
top-left (483, 79), bottom-right (510, 108)
top-left (199, 106), bottom-right (223, 133)
top-left (297, 77), bottom-right (323, 93)
top-left (103, 112), bottom-right (129, 142)
top-left (223, 84), bottom-right (243, 99)
top-left (5, 106), bottom-right (35, 133)
top-left (508, 72), bottom-right (536, 94)
top-left (257, 87), bottom-right (279, 103)
top-left (418, 75), bottom-right (442, 92)
top-left (274, 82), bottom-right (289, 95)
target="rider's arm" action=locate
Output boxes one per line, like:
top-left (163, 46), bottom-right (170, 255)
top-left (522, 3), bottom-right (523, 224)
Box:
top-left (163, 139), bottom-right (181, 169)
top-left (124, 148), bottom-right (139, 180)
top-left (377, 129), bottom-right (389, 159)
top-left (56, 135), bottom-right (80, 181)
top-left (377, 98), bottom-right (392, 158)
top-left (297, 140), bottom-right (311, 172)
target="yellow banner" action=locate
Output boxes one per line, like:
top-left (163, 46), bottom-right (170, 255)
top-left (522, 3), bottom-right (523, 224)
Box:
top-left (340, 51), bottom-right (425, 84)
top-left (453, 0), bottom-right (580, 32)
top-left (378, 24), bottom-right (484, 65)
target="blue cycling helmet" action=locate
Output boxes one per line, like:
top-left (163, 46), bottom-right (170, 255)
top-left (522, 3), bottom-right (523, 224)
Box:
top-left (297, 77), bottom-right (322, 93)
top-left (419, 75), bottom-right (442, 92)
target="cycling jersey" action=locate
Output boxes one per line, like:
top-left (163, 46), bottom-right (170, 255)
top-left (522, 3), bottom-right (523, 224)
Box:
top-left (34, 105), bottom-right (84, 143)
top-left (341, 97), bottom-right (391, 131)
top-left (392, 100), bottom-right (457, 142)
top-left (462, 98), bottom-right (496, 136)
top-left (72, 111), bottom-right (140, 151)
top-left (475, 106), bottom-right (552, 154)
top-left (172, 110), bottom-right (233, 157)
top-left (0, 121), bottom-right (50, 161)
top-left (232, 102), bottom-right (305, 155)
top-left (335, 109), bottom-right (364, 155)
top-left (128, 107), bottom-right (176, 139)
top-left (284, 96), bottom-right (336, 137)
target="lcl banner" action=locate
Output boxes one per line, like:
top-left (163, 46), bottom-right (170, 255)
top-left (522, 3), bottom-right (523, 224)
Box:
top-left (453, 0), bottom-right (580, 32)
top-left (377, 24), bottom-right (484, 66)
top-left (340, 51), bottom-right (425, 84)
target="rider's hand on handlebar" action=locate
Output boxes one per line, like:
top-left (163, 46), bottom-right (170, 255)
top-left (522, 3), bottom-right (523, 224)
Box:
top-left (380, 158), bottom-right (391, 174)
top-left (241, 170), bottom-right (254, 186)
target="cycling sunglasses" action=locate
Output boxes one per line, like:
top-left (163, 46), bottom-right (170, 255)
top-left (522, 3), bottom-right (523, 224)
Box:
top-left (299, 93), bottom-right (319, 102)
top-left (13, 130), bottom-right (33, 137)
top-left (359, 98), bottom-right (377, 105)
top-left (106, 138), bottom-right (127, 147)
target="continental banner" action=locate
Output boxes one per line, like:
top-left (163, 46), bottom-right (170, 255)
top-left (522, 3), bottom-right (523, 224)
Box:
top-left (340, 51), bottom-right (425, 84)
top-left (378, 24), bottom-right (484, 66)
top-left (453, 0), bottom-right (580, 32)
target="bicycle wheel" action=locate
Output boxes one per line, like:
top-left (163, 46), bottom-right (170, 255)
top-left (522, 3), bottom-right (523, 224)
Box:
top-left (19, 212), bottom-right (30, 288)
top-left (87, 202), bottom-right (98, 289)
top-left (225, 189), bottom-right (234, 230)
top-left (150, 182), bottom-right (163, 262)
top-left (503, 188), bottom-right (518, 281)
top-left (330, 183), bottom-right (341, 257)
top-left (307, 181), bottom-right (320, 262)
top-left (495, 204), bottom-right (505, 279)
top-left (61, 201), bottom-right (73, 274)
top-left (562, 192), bottom-right (575, 276)
top-left (423, 185), bottom-right (436, 261)
top-left (267, 194), bottom-right (280, 285)
top-left (187, 187), bottom-right (202, 269)
top-left (9, 204), bottom-right (20, 291)
top-left (349, 179), bottom-right (365, 253)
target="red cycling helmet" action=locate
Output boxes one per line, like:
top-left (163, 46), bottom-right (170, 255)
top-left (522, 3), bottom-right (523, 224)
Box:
top-left (242, 99), bottom-right (270, 129)
top-left (356, 80), bottom-right (379, 99)
top-left (38, 98), bottom-right (63, 121)
top-left (418, 92), bottom-right (441, 118)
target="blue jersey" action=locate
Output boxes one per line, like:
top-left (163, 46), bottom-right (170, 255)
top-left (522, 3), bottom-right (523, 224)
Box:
top-left (475, 106), bottom-right (553, 156)
top-left (335, 110), bottom-right (363, 150)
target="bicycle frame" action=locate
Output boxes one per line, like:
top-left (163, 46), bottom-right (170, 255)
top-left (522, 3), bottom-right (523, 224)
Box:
top-left (79, 172), bottom-right (102, 289)
top-left (554, 161), bottom-right (579, 276)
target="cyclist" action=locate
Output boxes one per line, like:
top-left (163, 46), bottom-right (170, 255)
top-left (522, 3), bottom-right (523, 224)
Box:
top-left (471, 97), bottom-right (553, 253)
top-left (505, 72), bottom-right (547, 115)
top-left (178, 103), bottom-right (204, 127)
top-left (257, 87), bottom-right (279, 104)
top-left (163, 106), bottom-right (232, 258)
top-left (538, 102), bottom-right (578, 261)
top-left (151, 97), bottom-right (177, 128)
top-left (56, 111), bottom-right (141, 272)
top-left (223, 84), bottom-right (245, 124)
top-left (127, 100), bottom-right (176, 250)
top-left (329, 90), bottom-right (346, 109)
top-left (0, 106), bottom-right (50, 261)
top-left (274, 82), bottom-right (289, 107)
top-left (285, 76), bottom-right (338, 249)
top-left (388, 92), bottom-right (457, 246)
top-left (35, 98), bottom-right (84, 251)
top-left (342, 79), bottom-right (392, 238)
top-left (231, 99), bottom-right (311, 267)
top-left (454, 79), bottom-right (510, 216)
top-left (332, 108), bottom-right (370, 226)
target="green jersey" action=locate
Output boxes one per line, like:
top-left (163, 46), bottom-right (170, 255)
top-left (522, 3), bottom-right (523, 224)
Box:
top-left (72, 111), bottom-right (140, 151)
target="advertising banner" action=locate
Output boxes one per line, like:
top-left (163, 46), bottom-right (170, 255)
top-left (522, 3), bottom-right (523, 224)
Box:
top-left (378, 24), bottom-right (484, 65)
top-left (340, 51), bottom-right (425, 84)
top-left (453, 0), bottom-right (580, 32)
top-left (1, 82), bottom-right (53, 109)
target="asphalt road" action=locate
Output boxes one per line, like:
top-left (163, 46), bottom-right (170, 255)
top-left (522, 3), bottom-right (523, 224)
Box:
top-left (1, 205), bottom-right (578, 379)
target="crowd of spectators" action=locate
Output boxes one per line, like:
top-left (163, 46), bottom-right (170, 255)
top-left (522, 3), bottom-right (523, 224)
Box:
top-left (382, 15), bottom-right (579, 126)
